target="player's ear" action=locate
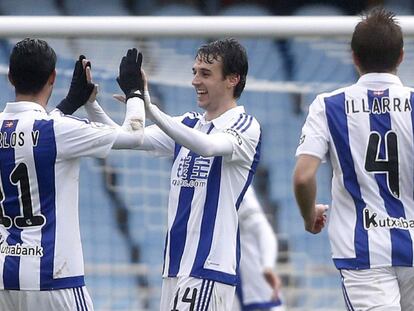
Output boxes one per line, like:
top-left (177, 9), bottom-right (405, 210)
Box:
top-left (48, 69), bottom-right (56, 86)
top-left (227, 73), bottom-right (240, 89)
top-left (7, 71), bottom-right (15, 86)
top-left (397, 48), bottom-right (404, 67)
top-left (351, 51), bottom-right (363, 75)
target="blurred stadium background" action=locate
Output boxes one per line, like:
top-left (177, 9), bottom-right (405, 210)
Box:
top-left (1, 0), bottom-right (414, 310)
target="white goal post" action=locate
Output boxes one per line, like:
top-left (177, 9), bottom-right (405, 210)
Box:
top-left (0, 15), bottom-right (414, 38)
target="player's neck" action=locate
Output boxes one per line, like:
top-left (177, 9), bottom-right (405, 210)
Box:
top-left (205, 100), bottom-right (237, 121)
top-left (15, 93), bottom-right (48, 109)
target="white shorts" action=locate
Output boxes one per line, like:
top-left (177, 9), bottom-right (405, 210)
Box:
top-left (160, 276), bottom-right (235, 311)
top-left (340, 267), bottom-right (414, 311)
top-left (0, 286), bottom-right (93, 311)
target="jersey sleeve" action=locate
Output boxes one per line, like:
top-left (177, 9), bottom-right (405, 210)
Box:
top-left (295, 95), bottom-right (329, 161)
top-left (52, 112), bottom-right (118, 159)
top-left (221, 115), bottom-right (261, 164)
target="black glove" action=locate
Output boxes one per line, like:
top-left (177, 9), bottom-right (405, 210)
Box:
top-left (116, 48), bottom-right (144, 100)
top-left (57, 55), bottom-right (95, 115)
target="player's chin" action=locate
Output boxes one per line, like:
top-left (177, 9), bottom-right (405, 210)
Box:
top-left (197, 100), bottom-right (208, 109)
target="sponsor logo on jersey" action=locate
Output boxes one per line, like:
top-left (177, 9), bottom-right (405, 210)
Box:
top-left (363, 208), bottom-right (414, 230)
top-left (0, 243), bottom-right (43, 257)
top-left (172, 155), bottom-right (210, 187)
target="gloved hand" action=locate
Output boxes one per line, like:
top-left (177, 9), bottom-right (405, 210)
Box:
top-left (116, 48), bottom-right (144, 100)
top-left (57, 55), bottom-right (95, 115)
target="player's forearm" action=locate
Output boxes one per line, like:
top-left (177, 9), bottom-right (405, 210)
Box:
top-left (112, 96), bottom-right (145, 149)
top-left (84, 100), bottom-right (118, 127)
top-left (145, 99), bottom-right (233, 157)
top-left (293, 173), bottom-right (317, 226)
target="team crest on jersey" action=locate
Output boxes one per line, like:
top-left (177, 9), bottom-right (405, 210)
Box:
top-left (372, 90), bottom-right (384, 96)
top-left (4, 121), bottom-right (14, 128)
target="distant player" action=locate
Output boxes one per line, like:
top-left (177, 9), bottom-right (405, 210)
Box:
top-left (293, 9), bottom-right (414, 310)
top-left (233, 186), bottom-right (285, 311)
top-left (0, 38), bottom-right (145, 311)
top-left (81, 38), bottom-right (261, 310)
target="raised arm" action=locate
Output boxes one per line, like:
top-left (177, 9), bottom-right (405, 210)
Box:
top-left (139, 71), bottom-right (234, 157)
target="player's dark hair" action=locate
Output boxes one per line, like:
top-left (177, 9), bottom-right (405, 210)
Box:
top-left (196, 38), bottom-right (248, 99)
top-left (9, 38), bottom-right (56, 95)
top-left (351, 8), bottom-right (403, 73)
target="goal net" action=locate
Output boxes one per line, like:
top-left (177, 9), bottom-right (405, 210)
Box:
top-left (2, 15), bottom-right (413, 311)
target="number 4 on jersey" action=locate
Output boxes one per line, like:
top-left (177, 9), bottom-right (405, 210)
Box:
top-left (365, 131), bottom-right (399, 198)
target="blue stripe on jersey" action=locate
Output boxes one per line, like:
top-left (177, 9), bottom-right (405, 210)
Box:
top-left (367, 89), bottom-right (413, 266)
top-left (240, 116), bottom-right (253, 133)
top-left (190, 156), bottom-right (222, 276)
top-left (161, 234), bottom-right (168, 276)
top-left (33, 120), bottom-right (57, 289)
top-left (174, 116), bottom-right (199, 161)
top-left (1, 119), bottom-right (22, 290)
top-left (231, 114), bottom-right (245, 129)
top-left (235, 130), bottom-right (262, 211)
top-left (168, 174), bottom-right (196, 276)
top-left (325, 93), bottom-right (370, 270)
top-left (168, 117), bottom-right (201, 276)
top-left (243, 301), bottom-right (283, 311)
top-left (236, 115), bottom-right (249, 131)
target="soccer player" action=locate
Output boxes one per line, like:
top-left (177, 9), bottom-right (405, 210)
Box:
top-left (84, 38), bottom-right (262, 310)
top-left (0, 38), bottom-right (145, 311)
top-left (293, 9), bottom-right (414, 310)
top-left (233, 186), bottom-right (285, 311)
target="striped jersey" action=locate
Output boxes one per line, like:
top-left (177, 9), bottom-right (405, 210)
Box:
top-left (296, 73), bottom-right (414, 270)
top-left (0, 101), bottom-right (118, 290)
top-left (146, 106), bottom-right (261, 285)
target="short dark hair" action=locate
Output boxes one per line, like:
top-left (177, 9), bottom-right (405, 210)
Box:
top-left (351, 8), bottom-right (403, 73)
top-left (9, 38), bottom-right (56, 95)
top-left (195, 38), bottom-right (248, 99)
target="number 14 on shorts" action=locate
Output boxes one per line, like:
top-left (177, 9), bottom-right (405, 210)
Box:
top-left (171, 287), bottom-right (198, 311)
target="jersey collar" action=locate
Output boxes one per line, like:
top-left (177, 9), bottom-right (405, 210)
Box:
top-left (201, 106), bottom-right (246, 129)
top-left (4, 101), bottom-right (47, 114)
top-left (357, 73), bottom-right (403, 87)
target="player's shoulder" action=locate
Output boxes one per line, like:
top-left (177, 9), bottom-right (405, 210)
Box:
top-left (48, 109), bottom-right (91, 127)
top-left (49, 108), bottom-right (91, 125)
top-left (315, 85), bottom-right (350, 102)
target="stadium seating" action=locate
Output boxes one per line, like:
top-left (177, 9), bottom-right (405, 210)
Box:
top-left (220, 3), bottom-right (287, 81)
top-left (151, 3), bottom-right (206, 56)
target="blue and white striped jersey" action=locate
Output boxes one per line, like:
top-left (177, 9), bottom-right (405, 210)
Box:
top-left (146, 106), bottom-right (261, 285)
top-left (296, 73), bottom-right (414, 270)
top-left (0, 101), bottom-right (118, 290)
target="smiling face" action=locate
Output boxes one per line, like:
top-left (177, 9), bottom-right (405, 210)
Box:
top-left (192, 55), bottom-right (236, 119)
